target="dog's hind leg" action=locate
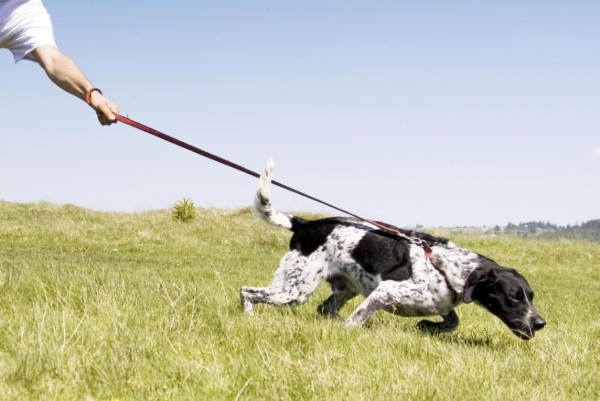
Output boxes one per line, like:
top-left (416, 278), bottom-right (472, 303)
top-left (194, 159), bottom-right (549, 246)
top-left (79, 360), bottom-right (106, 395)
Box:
top-left (240, 286), bottom-right (310, 315)
top-left (416, 310), bottom-right (459, 334)
top-left (317, 276), bottom-right (357, 318)
top-left (240, 251), bottom-right (326, 315)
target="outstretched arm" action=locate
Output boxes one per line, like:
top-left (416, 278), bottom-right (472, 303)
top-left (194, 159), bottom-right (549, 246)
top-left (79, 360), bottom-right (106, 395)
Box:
top-left (31, 45), bottom-right (119, 126)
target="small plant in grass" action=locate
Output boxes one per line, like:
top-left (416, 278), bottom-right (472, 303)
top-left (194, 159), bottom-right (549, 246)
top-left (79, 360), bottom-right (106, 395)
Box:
top-left (172, 198), bottom-right (196, 223)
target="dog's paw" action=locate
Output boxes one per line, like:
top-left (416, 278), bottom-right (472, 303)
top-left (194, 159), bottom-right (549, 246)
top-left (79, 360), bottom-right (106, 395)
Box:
top-left (317, 304), bottom-right (340, 319)
top-left (239, 291), bottom-right (255, 315)
top-left (417, 319), bottom-right (441, 333)
top-left (417, 310), bottom-right (459, 334)
top-left (344, 315), bottom-right (367, 329)
top-left (416, 319), bottom-right (458, 334)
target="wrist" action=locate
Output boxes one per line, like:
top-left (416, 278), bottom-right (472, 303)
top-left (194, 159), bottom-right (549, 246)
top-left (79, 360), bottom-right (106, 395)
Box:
top-left (85, 87), bottom-right (103, 105)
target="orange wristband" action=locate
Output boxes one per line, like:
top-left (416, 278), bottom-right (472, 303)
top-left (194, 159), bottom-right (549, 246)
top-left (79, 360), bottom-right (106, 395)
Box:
top-left (85, 88), bottom-right (103, 104)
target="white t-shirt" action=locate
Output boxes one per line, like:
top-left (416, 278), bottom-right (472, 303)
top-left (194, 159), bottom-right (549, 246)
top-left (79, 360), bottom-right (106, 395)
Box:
top-left (0, 0), bottom-right (57, 63)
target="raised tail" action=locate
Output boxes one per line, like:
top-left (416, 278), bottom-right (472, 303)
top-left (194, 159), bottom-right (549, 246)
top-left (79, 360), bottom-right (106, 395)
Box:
top-left (253, 159), bottom-right (294, 230)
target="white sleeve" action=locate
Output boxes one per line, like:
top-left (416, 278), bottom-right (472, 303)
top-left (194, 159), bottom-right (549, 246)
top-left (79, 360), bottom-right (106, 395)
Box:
top-left (0, 0), bottom-right (57, 63)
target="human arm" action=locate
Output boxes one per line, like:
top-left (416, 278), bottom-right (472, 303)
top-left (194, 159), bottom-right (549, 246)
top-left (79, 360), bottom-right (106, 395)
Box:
top-left (31, 45), bottom-right (118, 126)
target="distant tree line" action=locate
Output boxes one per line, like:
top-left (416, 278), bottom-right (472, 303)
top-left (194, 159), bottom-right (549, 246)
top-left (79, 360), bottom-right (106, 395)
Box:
top-left (503, 219), bottom-right (600, 242)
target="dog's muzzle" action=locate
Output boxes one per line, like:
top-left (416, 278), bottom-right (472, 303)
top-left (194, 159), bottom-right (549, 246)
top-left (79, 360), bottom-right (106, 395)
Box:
top-left (511, 314), bottom-right (546, 340)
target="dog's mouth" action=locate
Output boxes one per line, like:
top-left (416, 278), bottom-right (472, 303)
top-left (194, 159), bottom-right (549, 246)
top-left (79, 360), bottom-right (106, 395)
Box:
top-left (511, 327), bottom-right (535, 340)
top-left (507, 316), bottom-right (546, 340)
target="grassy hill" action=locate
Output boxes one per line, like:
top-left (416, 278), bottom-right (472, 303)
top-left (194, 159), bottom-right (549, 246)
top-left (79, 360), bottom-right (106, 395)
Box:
top-left (0, 201), bottom-right (599, 401)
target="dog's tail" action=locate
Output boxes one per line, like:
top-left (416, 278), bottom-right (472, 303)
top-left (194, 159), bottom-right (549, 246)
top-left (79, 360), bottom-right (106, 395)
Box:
top-left (253, 159), bottom-right (294, 230)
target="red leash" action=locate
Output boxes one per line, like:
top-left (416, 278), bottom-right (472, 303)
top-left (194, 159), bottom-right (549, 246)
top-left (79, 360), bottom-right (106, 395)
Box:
top-left (115, 113), bottom-right (365, 219)
top-left (114, 113), bottom-right (432, 253)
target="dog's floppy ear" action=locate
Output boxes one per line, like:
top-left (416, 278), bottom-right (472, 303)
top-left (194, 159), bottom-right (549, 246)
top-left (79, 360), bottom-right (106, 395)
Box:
top-left (462, 272), bottom-right (478, 303)
top-left (463, 267), bottom-right (492, 303)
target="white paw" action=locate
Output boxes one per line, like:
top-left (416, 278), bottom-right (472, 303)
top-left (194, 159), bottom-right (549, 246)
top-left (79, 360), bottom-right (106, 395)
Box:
top-left (241, 297), bottom-right (255, 316)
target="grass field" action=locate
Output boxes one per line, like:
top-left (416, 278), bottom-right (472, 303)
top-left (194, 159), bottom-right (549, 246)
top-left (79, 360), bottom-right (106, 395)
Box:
top-left (0, 201), bottom-right (598, 401)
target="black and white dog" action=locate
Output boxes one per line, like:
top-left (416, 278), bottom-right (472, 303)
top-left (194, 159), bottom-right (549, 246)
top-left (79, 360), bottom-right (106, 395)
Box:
top-left (240, 160), bottom-right (546, 340)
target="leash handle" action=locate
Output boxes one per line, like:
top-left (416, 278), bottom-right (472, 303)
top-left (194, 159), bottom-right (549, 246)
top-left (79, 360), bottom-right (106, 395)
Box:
top-left (114, 113), bottom-right (422, 244)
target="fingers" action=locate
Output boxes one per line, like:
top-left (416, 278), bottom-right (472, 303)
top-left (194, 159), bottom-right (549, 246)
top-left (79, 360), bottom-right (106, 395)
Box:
top-left (90, 94), bottom-right (119, 126)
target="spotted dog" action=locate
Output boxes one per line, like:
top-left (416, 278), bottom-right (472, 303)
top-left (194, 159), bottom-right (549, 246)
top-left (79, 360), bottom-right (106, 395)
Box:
top-left (240, 160), bottom-right (546, 340)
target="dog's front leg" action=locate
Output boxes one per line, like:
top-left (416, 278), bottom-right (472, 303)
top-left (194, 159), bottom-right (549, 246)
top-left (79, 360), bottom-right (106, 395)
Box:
top-left (344, 280), bottom-right (405, 327)
top-left (344, 299), bottom-right (382, 328)
top-left (344, 280), bottom-right (428, 327)
top-left (416, 310), bottom-right (460, 334)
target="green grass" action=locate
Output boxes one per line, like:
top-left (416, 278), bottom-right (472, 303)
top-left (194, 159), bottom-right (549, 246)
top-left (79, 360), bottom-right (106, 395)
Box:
top-left (0, 201), bottom-right (598, 401)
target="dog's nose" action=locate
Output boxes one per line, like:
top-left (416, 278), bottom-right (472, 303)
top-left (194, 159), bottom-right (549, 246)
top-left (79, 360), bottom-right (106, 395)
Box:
top-left (534, 317), bottom-right (546, 331)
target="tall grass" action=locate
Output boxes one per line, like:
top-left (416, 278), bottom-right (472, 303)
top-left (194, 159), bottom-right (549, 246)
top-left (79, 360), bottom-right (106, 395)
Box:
top-left (0, 201), bottom-right (598, 400)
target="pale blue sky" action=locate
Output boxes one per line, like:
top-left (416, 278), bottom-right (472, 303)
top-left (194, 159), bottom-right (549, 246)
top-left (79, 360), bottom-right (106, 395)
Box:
top-left (1, 0), bottom-right (599, 227)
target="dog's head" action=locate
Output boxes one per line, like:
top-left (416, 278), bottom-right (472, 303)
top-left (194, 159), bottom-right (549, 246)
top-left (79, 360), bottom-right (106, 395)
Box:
top-left (463, 260), bottom-right (545, 340)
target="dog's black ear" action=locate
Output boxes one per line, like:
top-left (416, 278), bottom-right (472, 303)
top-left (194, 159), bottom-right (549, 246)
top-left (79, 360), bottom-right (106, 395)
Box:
top-left (463, 267), bottom-right (493, 303)
top-left (462, 271), bottom-right (478, 303)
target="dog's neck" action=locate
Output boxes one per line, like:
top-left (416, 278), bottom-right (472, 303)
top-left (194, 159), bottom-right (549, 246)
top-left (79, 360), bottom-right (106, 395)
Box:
top-left (430, 244), bottom-right (481, 298)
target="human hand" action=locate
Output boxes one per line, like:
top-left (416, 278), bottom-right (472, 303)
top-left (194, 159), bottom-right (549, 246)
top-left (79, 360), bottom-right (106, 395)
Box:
top-left (87, 89), bottom-right (119, 126)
